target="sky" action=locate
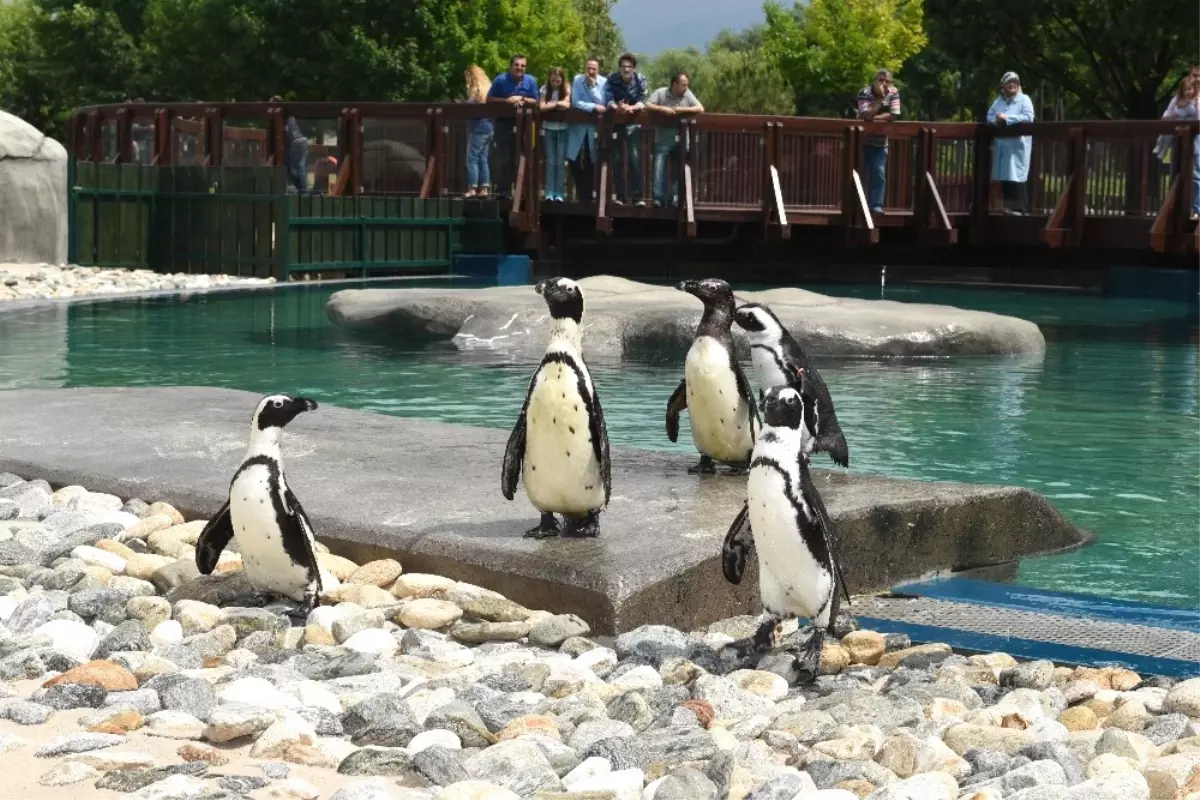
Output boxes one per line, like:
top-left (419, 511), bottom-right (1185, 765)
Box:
top-left (612, 0), bottom-right (765, 56)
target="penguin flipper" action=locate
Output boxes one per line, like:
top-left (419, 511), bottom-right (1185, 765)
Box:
top-left (733, 361), bottom-right (761, 431)
top-left (195, 501), bottom-right (234, 575)
top-left (503, 373), bottom-right (537, 501)
top-left (721, 501), bottom-right (754, 584)
top-left (799, 464), bottom-right (851, 617)
top-left (665, 379), bottom-right (687, 443)
top-left (283, 487), bottom-right (324, 594)
top-left (590, 390), bottom-right (612, 507)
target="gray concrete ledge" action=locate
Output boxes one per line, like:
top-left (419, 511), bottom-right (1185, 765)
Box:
top-left (0, 387), bottom-right (1087, 634)
top-left (326, 275), bottom-right (1047, 359)
top-left (0, 273), bottom-right (465, 319)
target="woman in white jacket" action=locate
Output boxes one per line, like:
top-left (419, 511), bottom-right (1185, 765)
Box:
top-left (987, 72), bottom-right (1035, 215)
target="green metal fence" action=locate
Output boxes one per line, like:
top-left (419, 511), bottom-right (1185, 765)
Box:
top-left (69, 161), bottom-right (491, 279)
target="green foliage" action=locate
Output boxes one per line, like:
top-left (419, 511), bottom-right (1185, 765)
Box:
top-left (574, 0), bottom-right (625, 69)
top-left (643, 38), bottom-right (795, 116)
top-left (924, 0), bottom-right (1193, 119)
top-left (763, 0), bottom-right (927, 112)
top-left (464, 0), bottom-right (588, 82)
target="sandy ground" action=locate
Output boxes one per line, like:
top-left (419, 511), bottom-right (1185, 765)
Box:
top-left (2, 678), bottom-right (388, 800)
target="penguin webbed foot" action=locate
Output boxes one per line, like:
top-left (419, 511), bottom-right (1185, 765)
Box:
top-left (562, 509), bottom-right (601, 538)
top-left (688, 455), bottom-right (718, 474)
top-left (791, 627), bottom-right (825, 685)
top-left (524, 512), bottom-right (562, 539)
top-left (719, 614), bottom-right (782, 670)
top-left (724, 462), bottom-right (750, 476)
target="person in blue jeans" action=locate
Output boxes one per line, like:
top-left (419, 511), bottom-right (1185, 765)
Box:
top-left (645, 72), bottom-right (705, 207)
top-left (487, 54), bottom-right (540, 198)
top-left (539, 67), bottom-right (571, 202)
top-left (602, 52), bottom-right (649, 206)
top-left (464, 66), bottom-right (494, 198)
top-left (855, 69), bottom-right (901, 214)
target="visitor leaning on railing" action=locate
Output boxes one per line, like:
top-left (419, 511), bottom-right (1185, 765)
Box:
top-left (568, 59), bottom-right (607, 204)
top-left (645, 72), bottom-right (704, 208)
top-left (987, 71), bottom-right (1035, 216)
top-left (603, 52), bottom-right (650, 207)
top-left (1155, 76), bottom-right (1200, 220)
top-left (487, 54), bottom-right (540, 200)
top-left (539, 68), bottom-right (572, 203)
top-left (463, 66), bottom-right (495, 199)
top-left (856, 69), bottom-right (900, 215)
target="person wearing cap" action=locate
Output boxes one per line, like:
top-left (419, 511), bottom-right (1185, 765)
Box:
top-left (987, 71), bottom-right (1035, 215)
top-left (856, 68), bottom-right (901, 214)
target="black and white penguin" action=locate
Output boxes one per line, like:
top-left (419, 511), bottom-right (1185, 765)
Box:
top-left (195, 393), bottom-right (323, 616)
top-left (720, 382), bottom-right (851, 683)
top-left (667, 279), bottom-right (761, 474)
top-left (734, 301), bottom-right (849, 468)
top-left (502, 277), bottom-right (611, 538)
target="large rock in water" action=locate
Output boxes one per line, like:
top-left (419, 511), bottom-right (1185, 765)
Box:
top-left (326, 275), bottom-right (1044, 358)
top-left (0, 111), bottom-right (68, 265)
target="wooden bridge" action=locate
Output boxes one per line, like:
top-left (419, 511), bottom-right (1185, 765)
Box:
top-left (67, 101), bottom-right (1200, 276)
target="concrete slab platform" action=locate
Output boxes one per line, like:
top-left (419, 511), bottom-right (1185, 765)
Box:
top-left (0, 387), bottom-right (1087, 634)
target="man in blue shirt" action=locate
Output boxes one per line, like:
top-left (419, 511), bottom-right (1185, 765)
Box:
top-left (602, 52), bottom-right (649, 206)
top-left (487, 54), bottom-right (540, 199)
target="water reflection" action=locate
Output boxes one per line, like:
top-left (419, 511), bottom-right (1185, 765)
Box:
top-left (0, 281), bottom-right (1195, 606)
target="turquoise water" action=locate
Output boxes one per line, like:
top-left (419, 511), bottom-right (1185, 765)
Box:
top-left (0, 279), bottom-right (1196, 607)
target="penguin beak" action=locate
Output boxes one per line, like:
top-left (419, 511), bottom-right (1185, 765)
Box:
top-left (676, 280), bottom-right (700, 295)
top-left (535, 279), bottom-right (551, 297)
top-left (294, 397), bottom-right (318, 413)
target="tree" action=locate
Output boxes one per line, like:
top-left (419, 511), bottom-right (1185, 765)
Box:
top-left (645, 44), bottom-right (794, 116)
top-left (763, 0), bottom-right (927, 115)
top-left (574, 0), bottom-right (625, 69)
top-left (925, 0), bottom-right (1193, 119)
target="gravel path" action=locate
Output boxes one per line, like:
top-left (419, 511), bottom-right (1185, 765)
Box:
top-left (1, 472), bottom-right (1197, 800)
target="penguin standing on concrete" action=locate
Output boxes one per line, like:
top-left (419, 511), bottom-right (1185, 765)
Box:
top-left (502, 278), bottom-right (611, 538)
top-left (734, 301), bottom-right (849, 468)
top-left (667, 279), bottom-right (761, 474)
top-left (720, 382), bottom-right (851, 683)
top-left (196, 393), bottom-right (323, 617)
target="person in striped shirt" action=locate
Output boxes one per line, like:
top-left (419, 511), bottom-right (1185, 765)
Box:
top-left (856, 69), bottom-right (901, 213)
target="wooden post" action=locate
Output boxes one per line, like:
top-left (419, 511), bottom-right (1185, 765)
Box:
top-left (527, 108), bottom-right (540, 231)
top-left (1067, 127), bottom-right (1086, 247)
top-left (912, 128), bottom-right (932, 231)
top-left (155, 109), bottom-right (173, 166)
top-left (420, 107), bottom-right (437, 199)
top-left (1170, 126), bottom-right (1194, 240)
top-left (678, 119), bottom-right (696, 239)
top-left (761, 121), bottom-right (774, 239)
top-left (351, 108), bottom-right (364, 196)
top-left (970, 124), bottom-right (991, 245)
top-left (434, 108), bottom-right (447, 197)
top-left (115, 107), bottom-right (132, 164)
top-left (596, 115), bottom-right (612, 234)
top-left (268, 106), bottom-right (285, 168)
top-left (205, 107), bottom-right (223, 166)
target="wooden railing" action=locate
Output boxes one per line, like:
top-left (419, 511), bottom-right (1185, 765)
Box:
top-left (69, 102), bottom-right (1200, 255)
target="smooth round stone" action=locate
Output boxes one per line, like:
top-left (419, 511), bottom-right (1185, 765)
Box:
top-left (32, 618), bottom-right (98, 661)
top-left (348, 559), bottom-right (404, 588)
top-left (399, 599), bottom-right (464, 630)
top-left (407, 729), bottom-right (462, 754)
top-left (342, 628), bottom-right (399, 656)
top-left (390, 573), bottom-right (455, 599)
top-left (151, 620), bottom-right (183, 647)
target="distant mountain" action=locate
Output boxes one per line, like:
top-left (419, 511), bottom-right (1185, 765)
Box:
top-left (612, 0), bottom-right (765, 56)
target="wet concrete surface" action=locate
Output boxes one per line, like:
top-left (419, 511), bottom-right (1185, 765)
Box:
top-left (0, 387), bottom-right (1086, 634)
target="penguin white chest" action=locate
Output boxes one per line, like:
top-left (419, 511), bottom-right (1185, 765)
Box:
top-left (229, 464), bottom-right (313, 601)
top-left (522, 360), bottom-right (603, 515)
top-left (684, 336), bottom-right (755, 462)
top-left (747, 465), bottom-right (832, 622)
top-left (750, 344), bottom-right (788, 391)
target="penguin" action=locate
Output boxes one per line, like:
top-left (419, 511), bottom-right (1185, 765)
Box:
top-left (502, 277), bottom-right (611, 538)
top-left (719, 382), bottom-right (852, 683)
top-left (195, 393), bottom-right (323, 617)
top-left (734, 301), bottom-right (849, 468)
top-left (667, 279), bottom-right (761, 474)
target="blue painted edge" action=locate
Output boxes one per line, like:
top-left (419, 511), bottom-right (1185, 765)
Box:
top-left (858, 616), bottom-right (1200, 678)
top-left (892, 577), bottom-right (1200, 634)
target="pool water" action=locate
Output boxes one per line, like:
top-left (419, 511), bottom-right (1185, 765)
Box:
top-left (0, 279), bottom-right (1195, 607)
